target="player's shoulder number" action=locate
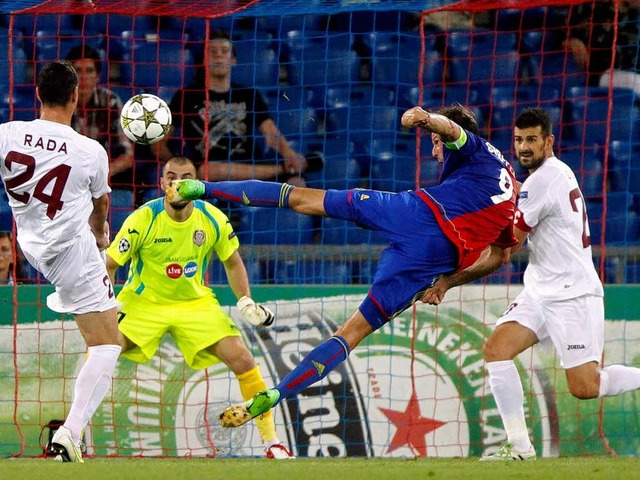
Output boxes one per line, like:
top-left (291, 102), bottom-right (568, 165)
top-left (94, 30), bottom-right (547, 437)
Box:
top-left (3, 150), bottom-right (71, 220)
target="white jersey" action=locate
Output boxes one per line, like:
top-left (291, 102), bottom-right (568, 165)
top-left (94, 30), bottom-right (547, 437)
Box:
top-left (0, 119), bottom-right (111, 262)
top-left (514, 156), bottom-right (603, 300)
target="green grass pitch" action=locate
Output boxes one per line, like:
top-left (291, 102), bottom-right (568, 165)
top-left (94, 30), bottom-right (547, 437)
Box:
top-left (1, 457), bottom-right (639, 480)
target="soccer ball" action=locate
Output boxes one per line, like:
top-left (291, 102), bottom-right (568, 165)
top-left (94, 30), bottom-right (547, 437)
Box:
top-left (120, 93), bottom-right (172, 145)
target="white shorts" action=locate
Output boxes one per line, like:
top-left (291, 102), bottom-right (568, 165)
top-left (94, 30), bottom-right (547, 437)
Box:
top-left (24, 227), bottom-right (117, 315)
top-left (496, 291), bottom-right (604, 369)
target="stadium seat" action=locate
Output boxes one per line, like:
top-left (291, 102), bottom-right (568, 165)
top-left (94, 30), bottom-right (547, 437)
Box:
top-left (1, 88), bottom-right (38, 121)
top-left (365, 31), bottom-right (444, 87)
top-left (0, 33), bottom-right (29, 87)
top-left (238, 207), bottom-right (314, 245)
top-left (233, 42), bottom-right (279, 87)
top-left (260, 86), bottom-right (319, 145)
top-left (12, 13), bottom-right (75, 36)
top-left (0, 179), bottom-right (12, 232)
top-left (328, 10), bottom-right (414, 33)
top-left (120, 37), bottom-right (195, 89)
top-left (283, 31), bottom-right (359, 88)
top-left (34, 29), bottom-right (107, 83)
top-left (446, 29), bottom-right (520, 93)
top-left (258, 14), bottom-right (328, 38)
top-left (398, 84), bottom-right (481, 110)
top-left (565, 87), bottom-right (640, 145)
top-left (110, 188), bottom-right (135, 233)
top-left (304, 135), bottom-right (362, 190)
top-left (84, 14), bottom-right (157, 43)
top-left (560, 146), bottom-right (604, 197)
top-left (608, 141), bottom-right (640, 194)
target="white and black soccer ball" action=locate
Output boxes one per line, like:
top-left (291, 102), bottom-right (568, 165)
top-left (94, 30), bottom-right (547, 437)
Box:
top-left (120, 93), bottom-right (172, 145)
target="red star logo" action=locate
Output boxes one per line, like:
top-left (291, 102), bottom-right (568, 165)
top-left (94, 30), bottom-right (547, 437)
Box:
top-left (379, 389), bottom-right (446, 457)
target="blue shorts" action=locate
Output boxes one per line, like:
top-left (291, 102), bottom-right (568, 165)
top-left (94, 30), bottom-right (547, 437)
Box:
top-left (324, 189), bottom-right (458, 330)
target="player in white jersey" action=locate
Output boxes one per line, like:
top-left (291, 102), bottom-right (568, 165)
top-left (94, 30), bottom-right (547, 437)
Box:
top-left (421, 108), bottom-right (640, 461)
top-left (0, 61), bottom-right (121, 462)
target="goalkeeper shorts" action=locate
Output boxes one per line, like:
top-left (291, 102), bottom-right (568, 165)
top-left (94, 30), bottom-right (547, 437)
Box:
top-left (117, 290), bottom-right (242, 370)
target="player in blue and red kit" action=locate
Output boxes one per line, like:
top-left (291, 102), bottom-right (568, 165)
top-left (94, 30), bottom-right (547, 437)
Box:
top-left (166, 104), bottom-right (518, 427)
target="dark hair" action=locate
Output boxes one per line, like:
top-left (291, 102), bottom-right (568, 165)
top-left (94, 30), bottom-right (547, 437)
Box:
top-left (37, 61), bottom-right (78, 107)
top-left (434, 104), bottom-right (479, 134)
top-left (162, 156), bottom-right (198, 175)
top-left (515, 108), bottom-right (552, 137)
top-left (65, 44), bottom-right (103, 75)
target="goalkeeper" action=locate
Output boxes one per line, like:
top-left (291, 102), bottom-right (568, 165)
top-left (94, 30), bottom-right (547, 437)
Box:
top-left (105, 156), bottom-right (293, 459)
top-left (166, 105), bottom-right (519, 429)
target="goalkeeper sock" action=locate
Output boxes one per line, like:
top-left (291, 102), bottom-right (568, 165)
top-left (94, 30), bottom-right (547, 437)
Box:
top-left (487, 360), bottom-right (531, 452)
top-left (236, 365), bottom-right (278, 443)
top-left (275, 336), bottom-right (350, 399)
top-left (202, 180), bottom-right (295, 208)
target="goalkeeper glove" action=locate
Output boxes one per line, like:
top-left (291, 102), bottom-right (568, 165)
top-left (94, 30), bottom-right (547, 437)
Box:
top-left (237, 296), bottom-right (275, 327)
top-left (165, 179), bottom-right (205, 203)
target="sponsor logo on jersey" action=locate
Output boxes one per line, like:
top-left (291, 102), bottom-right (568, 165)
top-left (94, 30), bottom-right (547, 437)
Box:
top-left (128, 228), bottom-right (139, 235)
top-left (166, 263), bottom-right (183, 279)
top-left (519, 191), bottom-right (528, 199)
top-left (567, 344), bottom-right (586, 350)
top-left (154, 237), bottom-right (173, 244)
top-left (183, 261), bottom-right (198, 278)
top-left (118, 238), bottom-right (130, 253)
top-left (193, 230), bottom-right (205, 246)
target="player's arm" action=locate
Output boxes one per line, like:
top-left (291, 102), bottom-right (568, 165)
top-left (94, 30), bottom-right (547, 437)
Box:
top-left (89, 194), bottom-right (110, 251)
top-left (510, 224), bottom-right (528, 254)
top-left (422, 245), bottom-right (511, 305)
top-left (223, 251), bottom-right (275, 327)
top-left (402, 106), bottom-right (462, 143)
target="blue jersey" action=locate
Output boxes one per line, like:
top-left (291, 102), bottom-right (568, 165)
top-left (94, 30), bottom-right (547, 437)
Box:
top-left (417, 129), bottom-right (517, 269)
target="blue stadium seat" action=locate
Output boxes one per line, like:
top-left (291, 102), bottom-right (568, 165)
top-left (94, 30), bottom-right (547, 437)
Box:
top-left (84, 14), bottom-right (156, 44)
top-left (323, 84), bottom-right (399, 148)
top-left (258, 14), bottom-right (328, 38)
top-left (495, 7), bottom-right (565, 32)
top-left (588, 195), bottom-right (640, 245)
top-left (304, 135), bottom-right (362, 190)
top-left (321, 217), bottom-right (386, 245)
top-left (560, 146), bottom-right (604, 197)
top-left (12, 13), bottom-right (75, 36)
top-left (284, 31), bottom-right (359, 87)
top-left (0, 33), bottom-right (29, 87)
top-left (233, 42), bottom-right (279, 87)
top-left (34, 30), bottom-right (107, 83)
top-left (488, 85), bottom-right (562, 146)
top-left (260, 86), bottom-right (319, 145)
top-left (110, 188), bottom-right (135, 234)
top-left (446, 29), bottom-right (520, 93)
top-left (609, 141), bottom-right (640, 194)
top-left (398, 84), bottom-right (481, 110)
top-left (565, 87), bottom-right (640, 145)
top-left (364, 31), bottom-right (444, 86)
top-left (328, 10), bottom-right (414, 33)
top-left (1, 87), bottom-right (38, 121)
top-left (238, 207), bottom-right (314, 245)
top-left (120, 37), bottom-right (195, 88)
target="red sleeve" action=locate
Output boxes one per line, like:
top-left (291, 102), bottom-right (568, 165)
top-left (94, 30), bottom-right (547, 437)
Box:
top-left (513, 208), bottom-right (532, 233)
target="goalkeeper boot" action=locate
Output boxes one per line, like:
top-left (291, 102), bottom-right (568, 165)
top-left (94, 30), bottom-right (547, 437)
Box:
top-left (165, 179), bottom-right (205, 203)
top-left (51, 426), bottom-right (84, 463)
top-left (220, 388), bottom-right (280, 428)
top-left (479, 442), bottom-right (536, 461)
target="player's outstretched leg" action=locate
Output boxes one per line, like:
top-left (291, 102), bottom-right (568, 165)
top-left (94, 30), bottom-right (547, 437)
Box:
top-left (220, 335), bottom-right (351, 428)
top-left (479, 442), bottom-right (536, 461)
top-left (220, 388), bottom-right (281, 428)
top-left (167, 179), bottom-right (294, 208)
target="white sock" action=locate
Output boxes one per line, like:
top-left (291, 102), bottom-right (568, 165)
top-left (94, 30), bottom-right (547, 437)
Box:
top-left (599, 364), bottom-right (640, 397)
top-left (487, 360), bottom-right (532, 451)
top-left (64, 344), bottom-right (121, 442)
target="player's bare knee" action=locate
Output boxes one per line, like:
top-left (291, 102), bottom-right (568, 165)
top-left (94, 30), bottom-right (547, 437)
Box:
top-left (483, 339), bottom-right (512, 363)
top-left (568, 382), bottom-right (599, 400)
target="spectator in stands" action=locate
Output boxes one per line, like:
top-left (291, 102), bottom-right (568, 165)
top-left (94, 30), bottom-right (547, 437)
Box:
top-left (66, 45), bottom-right (135, 187)
top-left (564, 1), bottom-right (640, 90)
top-left (0, 231), bottom-right (23, 285)
top-left (152, 30), bottom-right (318, 186)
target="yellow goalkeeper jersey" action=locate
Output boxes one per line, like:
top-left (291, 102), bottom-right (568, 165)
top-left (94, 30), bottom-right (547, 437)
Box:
top-left (106, 198), bottom-right (239, 304)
